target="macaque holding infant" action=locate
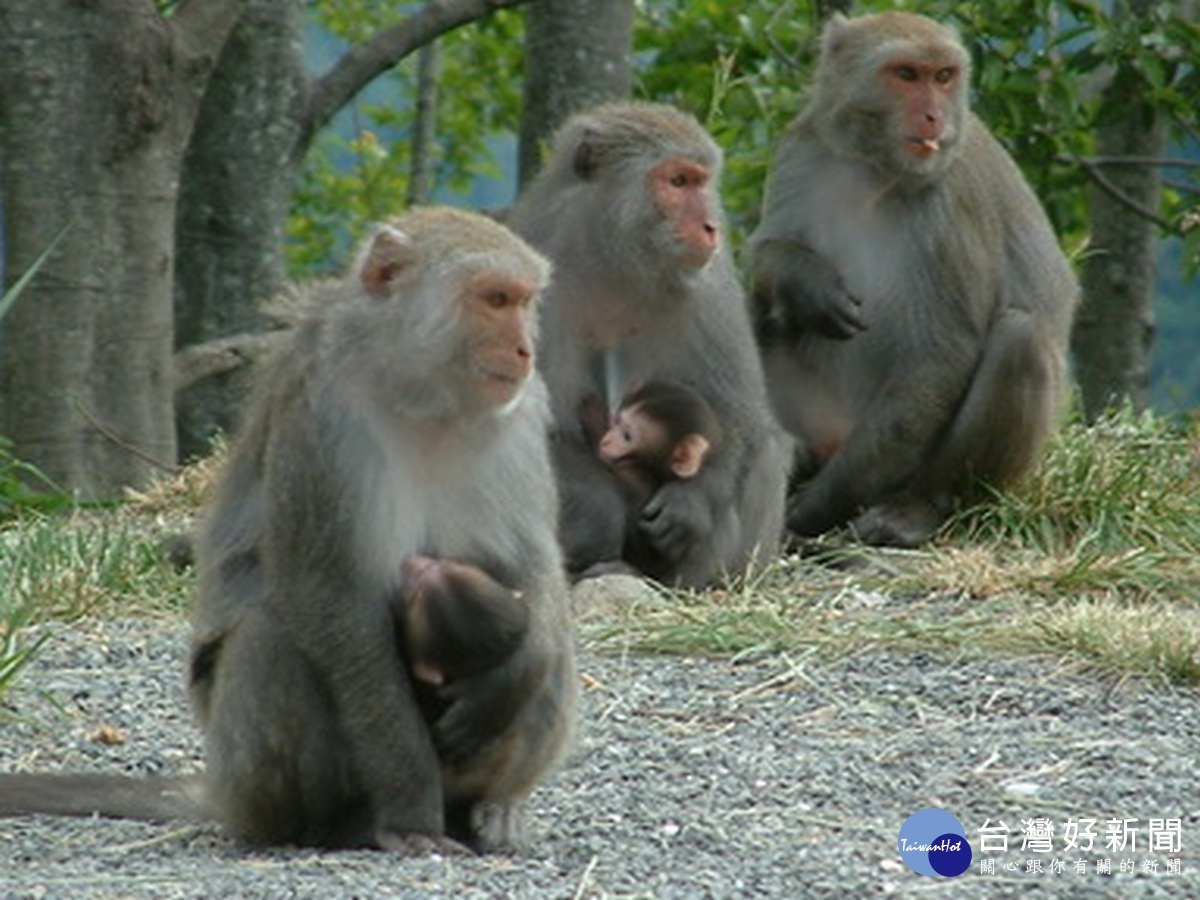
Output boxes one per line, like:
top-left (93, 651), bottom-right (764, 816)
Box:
top-left (398, 555), bottom-right (528, 697)
top-left (400, 382), bottom-right (723, 636)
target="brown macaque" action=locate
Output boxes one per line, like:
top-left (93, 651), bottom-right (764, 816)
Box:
top-left (398, 554), bottom-right (528, 691)
top-left (0, 207), bottom-right (577, 855)
top-left (508, 102), bottom-right (792, 587)
top-left (750, 12), bottom-right (1078, 547)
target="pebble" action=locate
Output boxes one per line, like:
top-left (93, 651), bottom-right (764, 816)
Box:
top-left (0, 616), bottom-right (1198, 898)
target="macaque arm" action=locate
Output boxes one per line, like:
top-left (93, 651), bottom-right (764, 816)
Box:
top-left (639, 478), bottom-right (717, 565)
top-left (637, 435), bottom-right (738, 570)
top-left (267, 410), bottom-right (445, 838)
top-left (551, 430), bottom-right (628, 574)
top-left (432, 649), bottom-right (542, 765)
top-left (787, 353), bottom-right (976, 536)
top-left (576, 392), bottom-right (610, 449)
top-left (752, 239), bottom-right (865, 342)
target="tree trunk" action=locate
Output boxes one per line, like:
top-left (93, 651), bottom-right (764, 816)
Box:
top-left (172, 0), bottom-right (529, 459)
top-left (0, 0), bottom-right (240, 497)
top-left (1072, 60), bottom-right (1165, 420)
top-left (518, 0), bottom-right (635, 186)
top-left (408, 43), bottom-right (442, 206)
top-left (174, 0), bottom-right (307, 461)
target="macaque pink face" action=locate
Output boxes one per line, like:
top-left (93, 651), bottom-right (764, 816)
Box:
top-left (882, 56), bottom-right (961, 161)
top-left (462, 273), bottom-right (539, 408)
top-left (649, 157), bottom-right (720, 269)
top-left (598, 405), bottom-right (667, 468)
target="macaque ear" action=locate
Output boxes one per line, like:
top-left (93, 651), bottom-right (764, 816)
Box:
top-left (410, 660), bottom-right (445, 687)
top-left (670, 434), bottom-right (710, 479)
top-left (358, 225), bottom-right (416, 299)
top-left (822, 12), bottom-right (851, 54)
top-left (572, 127), bottom-right (603, 180)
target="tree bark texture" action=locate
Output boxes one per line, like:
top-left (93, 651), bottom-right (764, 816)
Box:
top-left (518, 0), bottom-right (635, 186)
top-left (174, 0), bottom-right (307, 460)
top-left (171, 0), bottom-right (529, 459)
top-left (1072, 65), bottom-right (1165, 421)
top-left (407, 43), bottom-right (442, 206)
top-left (0, 0), bottom-right (242, 497)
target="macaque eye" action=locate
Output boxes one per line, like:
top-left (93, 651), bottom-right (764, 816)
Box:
top-left (935, 67), bottom-right (956, 84)
top-left (665, 164), bottom-right (707, 190)
top-left (482, 289), bottom-right (511, 309)
top-left (894, 65), bottom-right (919, 82)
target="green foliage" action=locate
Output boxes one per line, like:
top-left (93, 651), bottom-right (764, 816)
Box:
top-left (635, 1), bottom-right (812, 235)
top-left (0, 222), bottom-right (71, 321)
top-left (0, 515), bottom-right (192, 623)
top-left (288, 5), bottom-right (524, 277)
top-left (951, 405), bottom-right (1200, 556)
top-left (1, 226), bottom-right (78, 519)
top-left (0, 511), bottom-right (192, 698)
top-left (951, 0), bottom-right (1199, 242)
top-left (291, 1), bottom-right (1198, 273)
top-left (0, 438), bottom-right (70, 520)
top-left (0, 594), bottom-right (48, 702)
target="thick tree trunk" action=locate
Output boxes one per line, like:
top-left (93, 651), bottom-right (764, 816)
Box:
top-left (0, 0), bottom-right (240, 497)
top-left (518, 0), bottom-right (635, 186)
top-left (173, 0), bottom-right (529, 459)
top-left (174, 0), bottom-right (307, 461)
top-left (1072, 68), bottom-right (1165, 421)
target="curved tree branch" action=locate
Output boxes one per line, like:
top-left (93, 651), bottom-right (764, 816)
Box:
top-left (1080, 155), bottom-right (1200, 170)
top-left (1074, 156), bottom-right (1175, 231)
top-left (302, 0), bottom-right (531, 153)
top-left (173, 330), bottom-right (286, 393)
top-left (172, 0), bottom-right (247, 59)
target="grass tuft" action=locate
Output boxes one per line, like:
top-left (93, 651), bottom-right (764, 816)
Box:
top-left (4, 409), bottom-right (1200, 695)
top-left (591, 408), bottom-right (1200, 687)
top-left (0, 513), bottom-right (193, 623)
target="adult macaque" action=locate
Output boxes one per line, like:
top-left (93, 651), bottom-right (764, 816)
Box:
top-left (398, 554), bottom-right (528, 691)
top-left (750, 12), bottom-right (1078, 547)
top-left (509, 101), bottom-right (791, 587)
top-left (0, 207), bottom-right (577, 854)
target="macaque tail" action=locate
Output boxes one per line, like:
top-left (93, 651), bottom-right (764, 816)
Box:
top-left (0, 773), bottom-right (207, 822)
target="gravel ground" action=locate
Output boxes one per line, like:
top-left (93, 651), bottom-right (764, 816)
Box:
top-left (1, 606), bottom-right (1199, 899)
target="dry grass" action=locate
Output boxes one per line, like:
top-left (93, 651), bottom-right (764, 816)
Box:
top-left (3, 409), bottom-right (1199, 698)
top-left (590, 409), bottom-right (1200, 687)
top-left (122, 440), bottom-right (225, 520)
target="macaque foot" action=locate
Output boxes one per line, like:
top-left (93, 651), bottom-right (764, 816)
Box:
top-left (374, 829), bottom-right (474, 856)
top-left (575, 560), bottom-right (643, 582)
top-left (850, 500), bottom-right (945, 548)
top-left (464, 800), bottom-right (525, 855)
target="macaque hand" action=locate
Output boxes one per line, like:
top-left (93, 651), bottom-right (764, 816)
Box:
top-left (774, 250), bottom-right (866, 341)
top-left (639, 479), bottom-right (715, 564)
top-left (785, 482), bottom-right (844, 539)
top-left (577, 392), bottom-right (609, 447)
top-left (432, 664), bottom-right (528, 767)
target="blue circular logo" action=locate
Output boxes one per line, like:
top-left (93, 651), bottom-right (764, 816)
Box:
top-left (897, 807), bottom-right (972, 877)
